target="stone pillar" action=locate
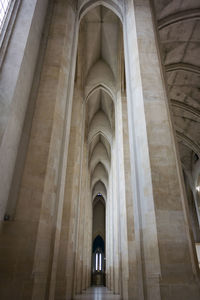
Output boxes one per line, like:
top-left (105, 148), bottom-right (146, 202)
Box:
top-left (106, 188), bottom-right (111, 289)
top-left (110, 136), bottom-right (119, 294)
top-left (122, 93), bottom-right (144, 299)
top-left (0, 1), bottom-right (77, 299)
top-left (83, 183), bottom-right (92, 290)
top-left (116, 90), bottom-right (142, 300)
top-left (108, 168), bottom-right (114, 291)
top-left (123, 0), bottom-right (200, 299)
top-left (53, 85), bottom-right (84, 300)
top-left (0, 0), bottom-right (48, 220)
top-left (78, 142), bottom-right (91, 293)
top-left (106, 176), bottom-right (113, 290)
top-left (73, 136), bottom-right (92, 295)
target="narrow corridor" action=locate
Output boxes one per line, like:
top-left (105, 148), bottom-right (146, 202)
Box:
top-left (74, 287), bottom-right (121, 300)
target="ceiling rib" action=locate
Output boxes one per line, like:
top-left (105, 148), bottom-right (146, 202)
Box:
top-left (165, 63), bottom-right (200, 75)
top-left (158, 8), bottom-right (200, 30)
top-left (171, 99), bottom-right (200, 119)
top-left (176, 130), bottom-right (200, 157)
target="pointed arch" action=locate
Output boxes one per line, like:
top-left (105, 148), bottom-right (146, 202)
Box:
top-left (91, 163), bottom-right (108, 190)
top-left (92, 180), bottom-right (107, 201)
top-left (78, 0), bottom-right (123, 23)
top-left (86, 84), bottom-right (115, 104)
top-left (89, 141), bottom-right (110, 174)
top-left (89, 132), bottom-right (111, 162)
top-left (88, 111), bottom-right (112, 145)
top-left (85, 59), bottom-right (116, 98)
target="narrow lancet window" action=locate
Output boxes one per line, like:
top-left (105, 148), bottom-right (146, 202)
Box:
top-left (0, 0), bottom-right (12, 33)
top-left (95, 253), bottom-right (98, 271)
top-left (99, 253), bottom-right (102, 271)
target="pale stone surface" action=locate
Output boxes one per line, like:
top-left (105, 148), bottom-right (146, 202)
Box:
top-left (0, 0), bottom-right (200, 300)
top-left (0, 0), bottom-right (49, 220)
top-left (74, 286), bottom-right (121, 300)
top-left (196, 244), bottom-right (200, 268)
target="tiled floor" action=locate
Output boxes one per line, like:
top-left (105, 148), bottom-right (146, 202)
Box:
top-left (74, 286), bottom-right (121, 300)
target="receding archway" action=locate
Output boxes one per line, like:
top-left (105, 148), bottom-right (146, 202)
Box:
top-left (92, 197), bottom-right (106, 286)
top-left (75, 2), bottom-right (123, 296)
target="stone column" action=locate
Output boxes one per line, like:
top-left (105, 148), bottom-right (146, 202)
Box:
top-left (106, 188), bottom-right (111, 289)
top-left (74, 138), bottom-right (90, 295)
top-left (106, 174), bottom-right (113, 290)
top-left (53, 85), bottom-right (84, 300)
top-left (86, 196), bottom-right (92, 289)
top-left (122, 93), bottom-right (144, 299)
top-left (111, 137), bottom-right (120, 294)
top-left (0, 1), bottom-right (77, 299)
top-left (116, 90), bottom-right (141, 300)
top-left (83, 181), bottom-right (92, 290)
top-left (109, 166), bottom-right (114, 291)
top-left (0, 0), bottom-right (48, 220)
top-left (79, 142), bottom-right (91, 293)
top-left (123, 0), bottom-right (200, 299)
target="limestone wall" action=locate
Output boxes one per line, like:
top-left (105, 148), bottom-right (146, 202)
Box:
top-left (0, 1), bottom-right (199, 300)
top-left (0, 0), bottom-right (49, 220)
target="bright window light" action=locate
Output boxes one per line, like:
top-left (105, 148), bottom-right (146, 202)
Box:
top-left (196, 186), bottom-right (200, 192)
top-left (95, 253), bottom-right (98, 271)
top-left (0, 0), bottom-right (12, 33)
top-left (99, 253), bottom-right (102, 271)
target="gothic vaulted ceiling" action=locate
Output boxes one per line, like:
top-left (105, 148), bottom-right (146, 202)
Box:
top-left (79, 0), bottom-right (200, 176)
top-left (79, 5), bottom-right (122, 202)
top-left (154, 0), bottom-right (200, 172)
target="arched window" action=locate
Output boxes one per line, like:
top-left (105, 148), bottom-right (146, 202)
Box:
top-left (0, 0), bottom-right (12, 33)
top-left (92, 235), bottom-right (105, 274)
top-left (95, 250), bottom-right (102, 271)
top-left (0, 0), bottom-right (21, 66)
